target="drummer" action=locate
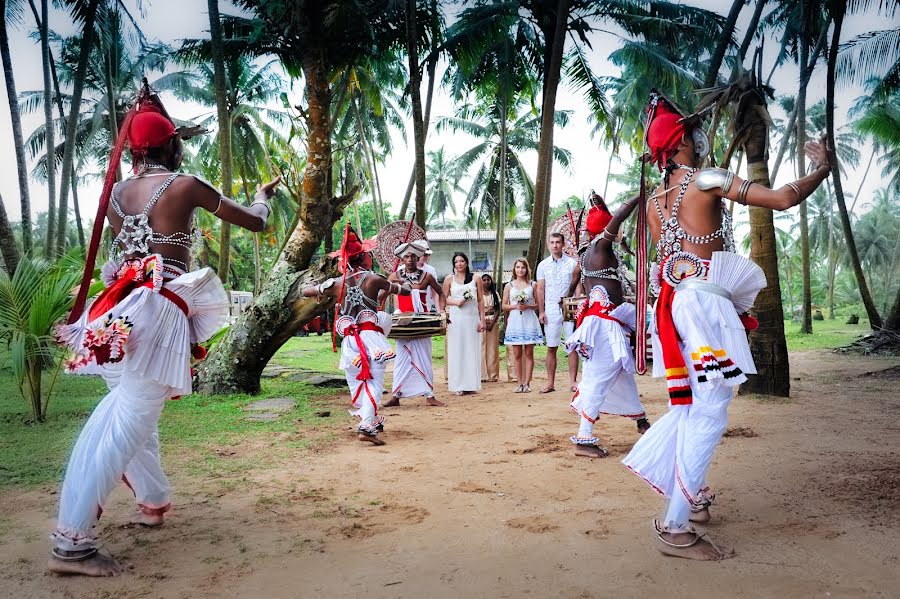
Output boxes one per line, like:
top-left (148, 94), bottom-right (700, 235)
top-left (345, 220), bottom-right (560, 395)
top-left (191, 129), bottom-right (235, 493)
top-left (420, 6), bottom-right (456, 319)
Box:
top-left (563, 193), bottom-right (651, 458)
top-left (385, 240), bottom-right (447, 407)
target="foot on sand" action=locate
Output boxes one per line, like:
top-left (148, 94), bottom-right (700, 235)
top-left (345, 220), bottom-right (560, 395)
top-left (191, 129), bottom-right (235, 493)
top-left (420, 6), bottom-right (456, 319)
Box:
top-left (128, 510), bottom-right (165, 527)
top-left (383, 397), bottom-right (401, 407)
top-left (656, 531), bottom-right (732, 560)
top-left (48, 549), bottom-right (122, 576)
top-left (539, 386), bottom-right (555, 393)
top-left (574, 444), bottom-right (609, 458)
top-left (426, 397), bottom-right (446, 407)
top-left (358, 433), bottom-right (385, 446)
top-left (637, 418), bottom-right (651, 434)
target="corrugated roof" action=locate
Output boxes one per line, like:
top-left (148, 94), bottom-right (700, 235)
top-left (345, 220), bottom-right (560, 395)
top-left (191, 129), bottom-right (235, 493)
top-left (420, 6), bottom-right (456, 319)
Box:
top-left (427, 228), bottom-right (531, 241)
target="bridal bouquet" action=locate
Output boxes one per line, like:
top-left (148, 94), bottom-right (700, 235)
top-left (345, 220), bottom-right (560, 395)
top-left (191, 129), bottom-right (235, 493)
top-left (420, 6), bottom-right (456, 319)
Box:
top-left (462, 289), bottom-right (474, 301)
top-left (513, 289), bottom-right (528, 304)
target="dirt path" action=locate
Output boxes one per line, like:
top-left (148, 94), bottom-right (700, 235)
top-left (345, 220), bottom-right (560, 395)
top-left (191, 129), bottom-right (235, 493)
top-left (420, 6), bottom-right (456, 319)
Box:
top-left (2, 351), bottom-right (899, 598)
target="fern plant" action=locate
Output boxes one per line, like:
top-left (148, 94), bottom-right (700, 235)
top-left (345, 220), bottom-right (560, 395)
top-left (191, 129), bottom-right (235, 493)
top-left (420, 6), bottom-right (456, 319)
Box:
top-left (0, 253), bottom-right (84, 422)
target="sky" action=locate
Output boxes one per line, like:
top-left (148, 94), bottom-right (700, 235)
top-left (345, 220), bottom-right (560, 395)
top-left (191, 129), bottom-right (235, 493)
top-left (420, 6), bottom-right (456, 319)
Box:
top-left (0, 0), bottom-right (896, 240)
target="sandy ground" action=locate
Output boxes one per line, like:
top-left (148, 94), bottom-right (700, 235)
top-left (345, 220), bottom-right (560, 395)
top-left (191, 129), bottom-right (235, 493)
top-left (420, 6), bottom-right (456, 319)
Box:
top-left (2, 350), bottom-right (899, 599)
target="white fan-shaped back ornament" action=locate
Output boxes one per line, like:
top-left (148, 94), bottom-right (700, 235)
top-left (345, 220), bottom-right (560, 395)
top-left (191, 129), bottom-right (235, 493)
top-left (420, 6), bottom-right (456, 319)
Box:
top-left (707, 251), bottom-right (767, 313)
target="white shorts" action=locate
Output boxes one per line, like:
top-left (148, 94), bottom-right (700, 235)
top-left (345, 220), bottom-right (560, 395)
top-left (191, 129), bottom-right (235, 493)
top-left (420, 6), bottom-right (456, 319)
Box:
top-left (544, 315), bottom-right (574, 348)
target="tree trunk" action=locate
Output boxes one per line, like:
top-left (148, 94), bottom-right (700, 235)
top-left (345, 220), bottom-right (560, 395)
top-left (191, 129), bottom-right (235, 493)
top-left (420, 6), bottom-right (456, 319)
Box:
top-left (352, 95), bottom-right (384, 230)
top-left (195, 53), bottom-right (356, 394)
top-left (738, 97), bottom-right (790, 397)
top-left (825, 5), bottom-right (883, 330)
top-left (849, 148), bottom-right (874, 214)
top-left (405, 0), bottom-right (427, 229)
top-left (494, 104), bottom-right (508, 285)
top-left (54, 0), bottom-right (100, 256)
top-left (399, 24), bottom-right (438, 220)
top-left (735, 0), bottom-right (767, 71)
top-left (826, 179), bottom-right (836, 319)
top-left (703, 0), bottom-right (744, 88)
top-left (885, 285), bottom-right (900, 332)
top-left (208, 0), bottom-right (234, 285)
top-left (527, 0), bottom-right (569, 270)
top-left (1, 0), bottom-right (32, 256)
top-left (797, 5), bottom-right (812, 334)
top-left (31, 0), bottom-right (82, 247)
top-left (0, 192), bottom-right (19, 272)
top-left (40, 0), bottom-right (55, 256)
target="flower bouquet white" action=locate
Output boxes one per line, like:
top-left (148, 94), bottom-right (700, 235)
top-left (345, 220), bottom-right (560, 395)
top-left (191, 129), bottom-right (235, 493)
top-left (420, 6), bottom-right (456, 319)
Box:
top-left (513, 289), bottom-right (528, 304)
top-left (462, 289), bottom-right (474, 301)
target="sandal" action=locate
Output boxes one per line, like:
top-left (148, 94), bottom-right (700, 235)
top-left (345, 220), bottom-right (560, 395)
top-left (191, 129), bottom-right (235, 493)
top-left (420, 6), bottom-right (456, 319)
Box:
top-left (539, 386), bottom-right (555, 393)
top-left (653, 519), bottom-right (704, 548)
top-left (523, 384), bottom-right (531, 393)
top-left (514, 385), bottom-right (524, 393)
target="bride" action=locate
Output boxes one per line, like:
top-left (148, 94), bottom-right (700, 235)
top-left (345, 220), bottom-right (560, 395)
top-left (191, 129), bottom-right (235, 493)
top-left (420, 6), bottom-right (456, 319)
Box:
top-left (443, 252), bottom-right (485, 395)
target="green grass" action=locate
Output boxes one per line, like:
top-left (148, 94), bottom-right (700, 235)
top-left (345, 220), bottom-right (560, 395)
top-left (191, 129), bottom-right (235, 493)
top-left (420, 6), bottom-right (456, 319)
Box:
top-left (0, 338), bottom-right (348, 490)
top-left (783, 317), bottom-right (871, 352)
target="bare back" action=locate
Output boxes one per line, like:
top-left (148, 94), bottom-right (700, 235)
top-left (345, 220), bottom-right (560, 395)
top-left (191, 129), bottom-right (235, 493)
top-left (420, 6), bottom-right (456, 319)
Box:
top-left (648, 168), bottom-right (730, 260)
top-left (107, 174), bottom-right (207, 270)
top-left (581, 239), bottom-right (624, 305)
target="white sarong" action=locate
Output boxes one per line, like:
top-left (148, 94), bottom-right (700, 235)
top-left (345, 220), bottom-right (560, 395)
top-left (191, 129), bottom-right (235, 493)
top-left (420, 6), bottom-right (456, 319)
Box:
top-left (340, 312), bottom-right (395, 434)
top-left (566, 303), bottom-right (645, 421)
top-left (392, 337), bottom-right (434, 398)
top-left (623, 252), bottom-right (763, 528)
top-left (52, 267), bottom-right (228, 551)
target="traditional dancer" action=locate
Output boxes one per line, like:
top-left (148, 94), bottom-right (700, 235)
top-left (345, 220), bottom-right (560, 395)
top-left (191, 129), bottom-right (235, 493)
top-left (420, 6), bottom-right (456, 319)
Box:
top-left (565, 193), bottom-right (650, 458)
top-left (304, 226), bottom-right (410, 445)
top-left (49, 86), bottom-right (277, 576)
top-left (536, 232), bottom-right (579, 393)
top-left (386, 240), bottom-right (446, 407)
top-left (622, 91), bottom-right (833, 560)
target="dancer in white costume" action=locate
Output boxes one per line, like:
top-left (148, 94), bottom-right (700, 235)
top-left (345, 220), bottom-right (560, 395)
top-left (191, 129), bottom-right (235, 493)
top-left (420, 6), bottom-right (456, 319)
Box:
top-left (304, 226), bottom-right (410, 444)
top-left (564, 192), bottom-right (650, 458)
top-left (386, 240), bottom-right (446, 407)
top-left (49, 89), bottom-right (277, 576)
top-left (622, 91), bottom-right (833, 560)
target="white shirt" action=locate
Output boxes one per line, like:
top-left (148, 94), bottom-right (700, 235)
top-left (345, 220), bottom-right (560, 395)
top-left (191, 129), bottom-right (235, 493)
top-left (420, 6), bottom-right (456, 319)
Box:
top-left (536, 254), bottom-right (577, 316)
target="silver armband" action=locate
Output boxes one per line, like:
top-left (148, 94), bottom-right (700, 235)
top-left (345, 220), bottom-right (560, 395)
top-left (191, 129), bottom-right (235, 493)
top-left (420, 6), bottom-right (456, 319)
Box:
top-left (695, 168), bottom-right (735, 195)
top-left (317, 279), bottom-right (336, 294)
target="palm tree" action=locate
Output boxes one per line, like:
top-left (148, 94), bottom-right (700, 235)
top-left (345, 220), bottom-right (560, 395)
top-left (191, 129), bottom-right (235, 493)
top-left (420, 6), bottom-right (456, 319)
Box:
top-left (186, 0), bottom-right (424, 394)
top-left (825, 0), bottom-right (883, 331)
top-left (437, 99), bottom-right (571, 281)
top-left (53, 0), bottom-right (100, 256)
top-left (206, 0), bottom-right (235, 285)
top-left (1, 0), bottom-right (29, 263)
top-left (425, 148), bottom-right (463, 225)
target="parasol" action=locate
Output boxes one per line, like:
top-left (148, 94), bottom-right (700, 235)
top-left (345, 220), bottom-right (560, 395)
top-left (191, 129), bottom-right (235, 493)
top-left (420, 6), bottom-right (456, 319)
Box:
top-left (375, 220), bottom-right (426, 273)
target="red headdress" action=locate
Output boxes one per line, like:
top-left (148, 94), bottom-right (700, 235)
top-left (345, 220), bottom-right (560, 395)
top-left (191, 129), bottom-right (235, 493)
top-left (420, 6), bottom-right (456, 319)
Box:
top-left (645, 93), bottom-right (688, 172)
top-left (339, 225), bottom-right (366, 274)
top-left (585, 192), bottom-right (612, 237)
top-left (128, 106), bottom-right (177, 170)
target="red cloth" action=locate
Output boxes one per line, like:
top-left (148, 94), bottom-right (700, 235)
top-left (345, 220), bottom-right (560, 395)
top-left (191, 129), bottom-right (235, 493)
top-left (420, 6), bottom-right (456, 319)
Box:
top-left (575, 299), bottom-right (625, 330)
top-left (86, 268), bottom-right (187, 322)
top-left (343, 321), bottom-right (384, 382)
top-left (654, 271), bottom-right (693, 406)
top-left (128, 106), bottom-right (176, 154)
top-left (646, 99), bottom-right (686, 172)
top-left (585, 205), bottom-right (612, 237)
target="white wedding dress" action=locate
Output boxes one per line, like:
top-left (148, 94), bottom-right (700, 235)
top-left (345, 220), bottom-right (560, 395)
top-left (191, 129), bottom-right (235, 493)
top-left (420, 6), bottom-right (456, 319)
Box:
top-left (447, 279), bottom-right (482, 392)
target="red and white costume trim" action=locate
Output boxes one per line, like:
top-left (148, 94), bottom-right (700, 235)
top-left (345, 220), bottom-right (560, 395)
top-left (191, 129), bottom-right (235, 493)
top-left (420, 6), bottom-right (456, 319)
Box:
top-left (337, 311), bottom-right (395, 435)
top-left (51, 257), bottom-right (229, 551)
top-left (564, 286), bottom-right (646, 444)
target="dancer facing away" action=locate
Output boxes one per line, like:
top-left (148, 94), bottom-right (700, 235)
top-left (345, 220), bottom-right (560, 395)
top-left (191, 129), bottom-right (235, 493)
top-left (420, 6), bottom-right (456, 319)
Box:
top-left (622, 92), bottom-right (833, 560)
top-left (386, 240), bottom-right (446, 407)
top-left (564, 193), bottom-right (650, 459)
top-left (503, 258), bottom-right (544, 393)
top-left (536, 232), bottom-right (579, 393)
top-left (49, 95), bottom-right (278, 576)
top-left (443, 252), bottom-right (485, 395)
top-left (303, 227), bottom-right (410, 445)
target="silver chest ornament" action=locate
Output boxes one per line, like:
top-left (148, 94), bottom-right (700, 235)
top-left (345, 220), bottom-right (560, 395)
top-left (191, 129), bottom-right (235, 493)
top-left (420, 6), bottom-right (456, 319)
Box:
top-left (117, 213), bottom-right (152, 255)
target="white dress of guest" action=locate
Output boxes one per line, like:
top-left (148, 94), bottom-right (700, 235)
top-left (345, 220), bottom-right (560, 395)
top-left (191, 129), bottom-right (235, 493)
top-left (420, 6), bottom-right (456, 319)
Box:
top-left (447, 278), bottom-right (483, 392)
top-left (504, 282), bottom-right (544, 345)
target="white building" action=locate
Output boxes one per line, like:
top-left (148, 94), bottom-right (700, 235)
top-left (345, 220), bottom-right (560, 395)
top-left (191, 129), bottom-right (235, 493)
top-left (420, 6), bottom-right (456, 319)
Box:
top-left (426, 228), bottom-right (532, 281)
